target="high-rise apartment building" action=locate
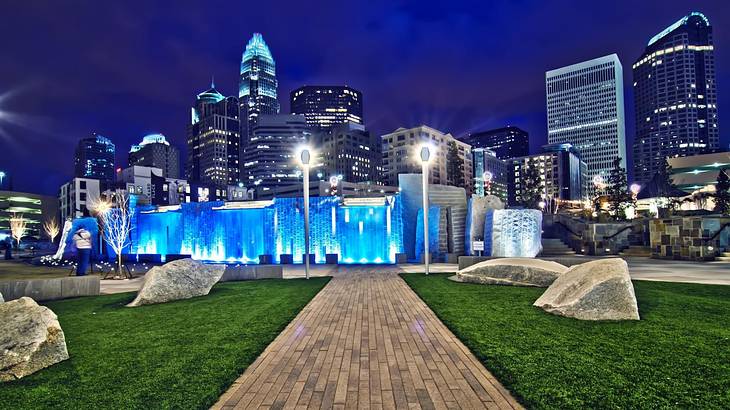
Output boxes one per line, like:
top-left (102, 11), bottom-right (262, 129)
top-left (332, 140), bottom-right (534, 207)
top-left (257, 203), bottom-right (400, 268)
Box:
top-left (380, 125), bottom-right (473, 193)
top-left (290, 85), bottom-right (363, 131)
top-left (128, 133), bottom-right (180, 178)
top-left (243, 114), bottom-right (310, 195)
top-left (239, 33), bottom-right (280, 142)
top-left (633, 12), bottom-right (719, 184)
top-left (186, 84), bottom-right (241, 188)
top-left (472, 148), bottom-right (509, 202)
top-left (74, 133), bottom-right (115, 183)
top-left (460, 126), bottom-right (529, 160)
top-left (316, 122), bottom-right (379, 183)
top-left (509, 143), bottom-right (588, 206)
top-left (546, 54), bottom-right (626, 190)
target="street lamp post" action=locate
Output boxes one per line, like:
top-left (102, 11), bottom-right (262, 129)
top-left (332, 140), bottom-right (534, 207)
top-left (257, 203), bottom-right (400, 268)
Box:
top-left (300, 148), bottom-right (311, 280)
top-left (419, 145), bottom-right (432, 275)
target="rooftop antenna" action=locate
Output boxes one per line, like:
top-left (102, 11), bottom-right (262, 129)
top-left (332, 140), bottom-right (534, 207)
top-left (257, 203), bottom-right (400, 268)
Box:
top-left (211, 75), bottom-right (215, 89)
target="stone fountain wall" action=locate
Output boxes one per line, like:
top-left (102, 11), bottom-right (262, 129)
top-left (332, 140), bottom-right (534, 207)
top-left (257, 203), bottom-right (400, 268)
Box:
top-left (649, 216), bottom-right (730, 260)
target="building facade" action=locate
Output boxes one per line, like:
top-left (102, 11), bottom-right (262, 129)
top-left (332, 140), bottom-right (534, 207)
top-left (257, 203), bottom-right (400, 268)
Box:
top-left (290, 85), bottom-right (363, 131)
top-left (472, 148), bottom-right (509, 202)
top-left (380, 125), bottom-right (473, 194)
top-left (74, 133), bottom-right (115, 183)
top-left (239, 33), bottom-right (280, 141)
top-left (0, 190), bottom-right (58, 240)
top-left (546, 54), bottom-right (627, 191)
top-left (460, 126), bottom-right (529, 160)
top-left (59, 177), bottom-right (101, 220)
top-left (128, 133), bottom-right (180, 179)
top-left (316, 122), bottom-right (379, 183)
top-left (633, 12), bottom-right (719, 184)
top-left (242, 114), bottom-right (310, 196)
top-left (509, 143), bottom-right (587, 206)
top-left (667, 151), bottom-right (730, 193)
top-left (186, 84), bottom-right (240, 188)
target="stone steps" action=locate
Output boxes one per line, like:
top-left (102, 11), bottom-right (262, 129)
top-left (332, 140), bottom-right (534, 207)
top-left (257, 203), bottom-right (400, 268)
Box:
top-left (540, 238), bottom-right (576, 256)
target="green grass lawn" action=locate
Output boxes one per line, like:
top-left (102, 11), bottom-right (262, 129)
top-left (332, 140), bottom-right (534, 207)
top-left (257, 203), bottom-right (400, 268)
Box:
top-left (0, 277), bottom-right (330, 409)
top-left (401, 273), bottom-right (730, 409)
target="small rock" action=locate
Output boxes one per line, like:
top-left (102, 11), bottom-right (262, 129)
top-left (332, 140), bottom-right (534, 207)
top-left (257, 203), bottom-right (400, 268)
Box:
top-left (534, 258), bottom-right (640, 321)
top-left (127, 258), bottom-right (225, 307)
top-left (456, 258), bottom-right (568, 287)
top-left (1, 297), bottom-right (69, 382)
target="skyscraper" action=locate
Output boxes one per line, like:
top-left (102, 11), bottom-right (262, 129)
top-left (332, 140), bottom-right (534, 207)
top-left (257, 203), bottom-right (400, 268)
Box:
top-left (243, 114), bottom-right (310, 195)
top-left (74, 133), bottom-right (115, 183)
top-left (290, 85), bottom-right (363, 131)
top-left (128, 133), bottom-right (180, 178)
top-left (239, 33), bottom-right (280, 142)
top-left (632, 12), bottom-right (719, 184)
top-left (546, 54), bottom-right (627, 190)
top-left (186, 83), bottom-right (240, 188)
top-left (316, 122), bottom-right (378, 183)
top-left (460, 126), bottom-right (529, 160)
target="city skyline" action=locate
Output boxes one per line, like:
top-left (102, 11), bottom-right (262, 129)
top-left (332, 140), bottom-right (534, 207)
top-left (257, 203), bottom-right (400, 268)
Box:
top-left (0, 1), bottom-right (728, 194)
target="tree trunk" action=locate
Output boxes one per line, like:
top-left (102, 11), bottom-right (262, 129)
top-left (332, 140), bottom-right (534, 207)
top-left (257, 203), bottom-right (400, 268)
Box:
top-left (117, 254), bottom-right (123, 278)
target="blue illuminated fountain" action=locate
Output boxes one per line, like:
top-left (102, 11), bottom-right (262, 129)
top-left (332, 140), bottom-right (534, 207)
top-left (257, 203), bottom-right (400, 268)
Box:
top-left (131, 196), bottom-right (404, 264)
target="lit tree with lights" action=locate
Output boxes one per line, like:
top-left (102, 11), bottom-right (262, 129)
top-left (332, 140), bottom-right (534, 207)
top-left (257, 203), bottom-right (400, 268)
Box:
top-left (99, 192), bottom-right (133, 278)
top-left (9, 213), bottom-right (27, 248)
top-left (43, 217), bottom-right (60, 244)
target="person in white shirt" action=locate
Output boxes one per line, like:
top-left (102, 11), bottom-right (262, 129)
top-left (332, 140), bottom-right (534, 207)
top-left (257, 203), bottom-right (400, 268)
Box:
top-left (73, 228), bottom-right (92, 275)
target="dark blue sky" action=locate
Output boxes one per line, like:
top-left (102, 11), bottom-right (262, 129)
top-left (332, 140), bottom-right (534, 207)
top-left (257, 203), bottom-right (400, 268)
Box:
top-left (1, 0), bottom-right (728, 195)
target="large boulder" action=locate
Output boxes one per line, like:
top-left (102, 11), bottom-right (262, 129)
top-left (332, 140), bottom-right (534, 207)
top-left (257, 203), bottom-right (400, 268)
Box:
top-left (456, 258), bottom-right (568, 287)
top-left (1, 297), bottom-right (69, 382)
top-left (127, 258), bottom-right (225, 307)
top-left (534, 258), bottom-right (640, 321)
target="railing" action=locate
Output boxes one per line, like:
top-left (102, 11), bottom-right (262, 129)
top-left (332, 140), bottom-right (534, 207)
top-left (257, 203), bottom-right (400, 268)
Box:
top-left (704, 222), bottom-right (730, 244)
top-left (603, 225), bottom-right (636, 240)
top-left (555, 221), bottom-right (582, 239)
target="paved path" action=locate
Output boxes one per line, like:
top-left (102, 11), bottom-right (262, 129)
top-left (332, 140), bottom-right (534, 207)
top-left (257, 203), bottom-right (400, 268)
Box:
top-left (214, 267), bottom-right (521, 409)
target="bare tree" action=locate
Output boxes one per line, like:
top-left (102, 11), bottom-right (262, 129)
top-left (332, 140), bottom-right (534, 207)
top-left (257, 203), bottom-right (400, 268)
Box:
top-left (99, 192), bottom-right (133, 277)
top-left (43, 217), bottom-right (60, 243)
top-left (9, 213), bottom-right (27, 248)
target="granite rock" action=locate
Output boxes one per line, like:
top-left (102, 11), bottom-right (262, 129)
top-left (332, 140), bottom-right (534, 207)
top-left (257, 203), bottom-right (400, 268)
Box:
top-left (127, 258), bottom-right (225, 307)
top-left (456, 258), bottom-right (568, 287)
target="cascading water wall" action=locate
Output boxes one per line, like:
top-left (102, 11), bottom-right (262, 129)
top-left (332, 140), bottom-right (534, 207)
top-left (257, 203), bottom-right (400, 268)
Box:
top-left (130, 195), bottom-right (404, 264)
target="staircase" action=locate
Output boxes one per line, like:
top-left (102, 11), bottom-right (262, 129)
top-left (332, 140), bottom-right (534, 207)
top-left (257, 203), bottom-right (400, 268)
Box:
top-left (619, 246), bottom-right (652, 258)
top-left (540, 238), bottom-right (576, 256)
top-left (715, 251), bottom-right (730, 262)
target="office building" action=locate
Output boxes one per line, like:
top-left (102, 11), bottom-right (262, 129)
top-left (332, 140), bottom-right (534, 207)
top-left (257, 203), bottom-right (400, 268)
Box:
top-left (380, 125), bottom-right (473, 194)
top-left (128, 133), bottom-right (180, 178)
top-left (316, 122), bottom-right (379, 183)
top-left (546, 54), bottom-right (627, 191)
top-left (243, 114), bottom-right (310, 195)
top-left (239, 33), bottom-right (280, 141)
top-left (472, 148), bottom-right (509, 202)
top-left (290, 85), bottom-right (363, 131)
top-left (59, 177), bottom-right (101, 220)
top-left (186, 83), bottom-right (241, 188)
top-left (509, 143), bottom-right (588, 206)
top-left (74, 133), bottom-right (115, 182)
top-left (460, 126), bottom-right (529, 160)
top-left (633, 12), bottom-right (719, 183)
top-left (0, 190), bottom-right (58, 240)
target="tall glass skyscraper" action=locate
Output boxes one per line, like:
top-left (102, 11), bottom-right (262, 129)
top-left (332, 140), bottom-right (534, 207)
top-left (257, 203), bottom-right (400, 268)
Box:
top-left (290, 85), bottom-right (363, 131)
top-left (239, 33), bottom-right (280, 142)
top-left (74, 133), bottom-right (116, 183)
top-left (632, 12), bottom-right (719, 184)
top-left (546, 54), bottom-right (627, 191)
top-left (187, 83), bottom-right (240, 188)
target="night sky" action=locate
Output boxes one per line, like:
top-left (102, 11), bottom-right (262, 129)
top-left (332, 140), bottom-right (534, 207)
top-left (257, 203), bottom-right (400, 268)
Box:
top-left (1, 0), bottom-right (728, 195)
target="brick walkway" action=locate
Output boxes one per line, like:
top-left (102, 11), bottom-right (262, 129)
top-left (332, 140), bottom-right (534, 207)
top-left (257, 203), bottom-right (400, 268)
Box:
top-left (214, 267), bottom-right (521, 409)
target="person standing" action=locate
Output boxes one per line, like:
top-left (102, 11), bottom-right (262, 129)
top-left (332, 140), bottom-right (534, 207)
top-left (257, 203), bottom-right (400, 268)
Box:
top-left (2, 236), bottom-right (12, 260)
top-left (73, 228), bottom-right (92, 276)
